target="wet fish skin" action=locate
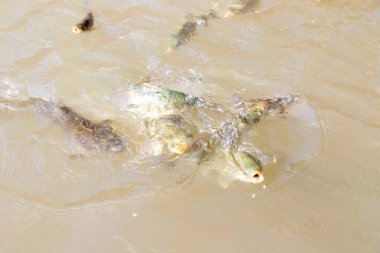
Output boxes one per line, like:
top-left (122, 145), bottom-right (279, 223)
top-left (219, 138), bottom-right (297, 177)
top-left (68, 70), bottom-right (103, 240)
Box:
top-left (236, 101), bottom-right (266, 125)
top-left (72, 12), bottom-right (94, 33)
top-left (230, 150), bottom-right (264, 183)
top-left (128, 83), bottom-right (199, 115)
top-left (128, 82), bottom-right (227, 115)
top-left (169, 21), bottom-right (197, 51)
top-left (234, 95), bottom-right (300, 125)
top-left (167, 13), bottom-right (212, 52)
top-left (145, 115), bottom-right (194, 155)
top-left (1, 97), bottom-right (126, 153)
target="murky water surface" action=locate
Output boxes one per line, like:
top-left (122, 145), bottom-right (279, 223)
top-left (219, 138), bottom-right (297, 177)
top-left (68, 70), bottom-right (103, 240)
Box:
top-left (0, 0), bottom-right (379, 252)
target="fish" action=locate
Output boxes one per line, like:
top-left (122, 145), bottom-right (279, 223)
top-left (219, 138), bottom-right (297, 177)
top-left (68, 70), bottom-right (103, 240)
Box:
top-left (167, 13), bottom-right (213, 52)
top-left (128, 82), bottom-right (225, 116)
top-left (216, 149), bottom-right (264, 188)
top-left (166, 1), bottom-right (259, 51)
top-left (72, 12), bottom-right (94, 33)
top-left (230, 150), bottom-right (263, 183)
top-left (233, 95), bottom-right (300, 125)
top-left (128, 82), bottom-right (199, 116)
top-left (0, 97), bottom-right (126, 153)
top-left (145, 115), bottom-right (195, 155)
top-left (203, 114), bottom-right (265, 187)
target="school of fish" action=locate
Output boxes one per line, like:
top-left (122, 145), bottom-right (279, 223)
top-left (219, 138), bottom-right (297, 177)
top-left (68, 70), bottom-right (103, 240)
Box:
top-left (0, 0), bottom-right (300, 187)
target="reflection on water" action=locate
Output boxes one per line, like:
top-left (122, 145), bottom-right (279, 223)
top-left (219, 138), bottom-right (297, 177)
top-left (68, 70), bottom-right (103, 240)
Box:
top-left (0, 0), bottom-right (380, 252)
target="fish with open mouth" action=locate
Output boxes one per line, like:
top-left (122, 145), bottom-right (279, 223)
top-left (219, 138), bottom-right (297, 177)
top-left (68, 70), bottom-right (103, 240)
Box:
top-left (205, 94), bottom-right (299, 187)
top-left (72, 12), bottom-right (94, 33)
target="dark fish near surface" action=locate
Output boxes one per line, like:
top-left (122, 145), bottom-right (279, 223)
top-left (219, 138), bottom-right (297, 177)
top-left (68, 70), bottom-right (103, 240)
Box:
top-left (0, 97), bottom-right (125, 153)
top-left (72, 12), bottom-right (94, 33)
top-left (166, 1), bottom-right (259, 52)
top-left (167, 13), bottom-right (214, 52)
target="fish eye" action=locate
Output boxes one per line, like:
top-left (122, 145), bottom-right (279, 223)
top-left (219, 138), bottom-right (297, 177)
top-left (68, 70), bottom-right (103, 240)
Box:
top-left (251, 172), bottom-right (264, 183)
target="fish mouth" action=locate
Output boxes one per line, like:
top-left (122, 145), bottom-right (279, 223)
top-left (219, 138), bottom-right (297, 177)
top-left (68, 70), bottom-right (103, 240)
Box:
top-left (249, 171), bottom-right (264, 184)
top-left (72, 26), bottom-right (82, 33)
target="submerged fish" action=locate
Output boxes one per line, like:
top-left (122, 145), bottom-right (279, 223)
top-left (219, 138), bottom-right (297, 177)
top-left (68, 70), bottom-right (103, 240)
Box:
top-left (72, 12), bottom-right (94, 33)
top-left (0, 97), bottom-right (125, 153)
top-left (167, 13), bottom-right (213, 52)
top-left (145, 115), bottom-right (195, 155)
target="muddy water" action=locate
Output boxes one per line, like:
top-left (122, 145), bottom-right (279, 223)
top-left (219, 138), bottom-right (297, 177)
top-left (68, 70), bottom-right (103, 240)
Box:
top-left (0, 0), bottom-right (379, 252)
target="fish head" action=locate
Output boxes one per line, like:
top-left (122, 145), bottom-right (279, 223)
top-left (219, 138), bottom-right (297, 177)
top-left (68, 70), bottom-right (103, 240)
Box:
top-left (232, 151), bottom-right (264, 184)
top-left (72, 25), bottom-right (83, 33)
top-left (239, 160), bottom-right (264, 184)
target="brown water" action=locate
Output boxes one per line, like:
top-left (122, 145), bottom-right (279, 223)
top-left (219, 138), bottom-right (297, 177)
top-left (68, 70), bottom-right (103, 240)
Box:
top-left (0, 0), bottom-right (380, 252)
